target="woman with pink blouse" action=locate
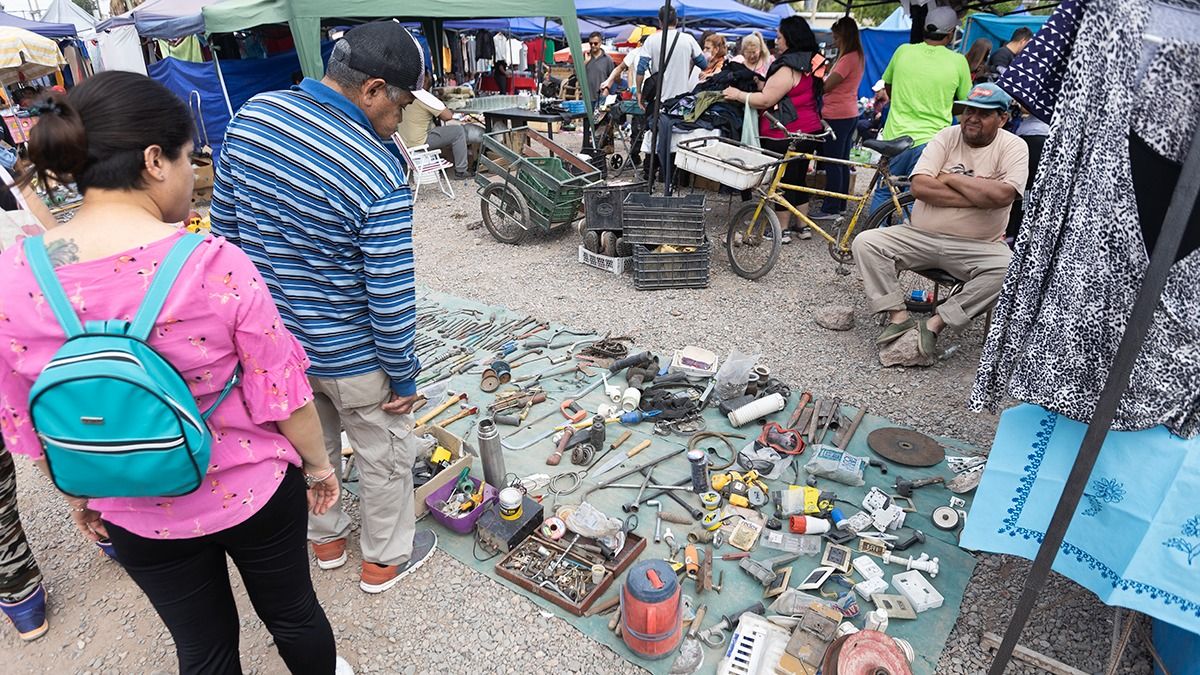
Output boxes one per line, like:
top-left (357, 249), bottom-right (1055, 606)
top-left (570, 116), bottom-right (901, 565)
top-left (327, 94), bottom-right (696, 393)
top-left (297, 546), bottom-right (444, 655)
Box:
top-left (0, 72), bottom-right (346, 674)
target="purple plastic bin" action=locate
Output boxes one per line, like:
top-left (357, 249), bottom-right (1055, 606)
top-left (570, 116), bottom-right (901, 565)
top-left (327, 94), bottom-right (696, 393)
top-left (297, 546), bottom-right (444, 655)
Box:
top-left (424, 476), bottom-right (497, 534)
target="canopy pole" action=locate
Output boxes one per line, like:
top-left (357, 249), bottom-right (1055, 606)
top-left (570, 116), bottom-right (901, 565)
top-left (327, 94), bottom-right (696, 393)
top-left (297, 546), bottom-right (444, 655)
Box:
top-left (211, 47), bottom-right (235, 118)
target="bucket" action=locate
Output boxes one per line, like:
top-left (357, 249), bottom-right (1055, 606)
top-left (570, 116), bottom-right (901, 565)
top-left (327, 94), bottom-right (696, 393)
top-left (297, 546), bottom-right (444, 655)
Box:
top-left (621, 559), bottom-right (683, 659)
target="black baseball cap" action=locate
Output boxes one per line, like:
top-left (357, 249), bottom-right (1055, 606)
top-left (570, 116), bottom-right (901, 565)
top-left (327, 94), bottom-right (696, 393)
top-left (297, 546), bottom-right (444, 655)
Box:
top-left (335, 21), bottom-right (425, 91)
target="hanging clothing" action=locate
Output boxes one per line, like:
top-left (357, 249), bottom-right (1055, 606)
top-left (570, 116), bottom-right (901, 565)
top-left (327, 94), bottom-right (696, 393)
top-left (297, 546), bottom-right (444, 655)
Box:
top-left (526, 37), bottom-right (545, 65)
top-left (972, 0), bottom-right (1200, 438)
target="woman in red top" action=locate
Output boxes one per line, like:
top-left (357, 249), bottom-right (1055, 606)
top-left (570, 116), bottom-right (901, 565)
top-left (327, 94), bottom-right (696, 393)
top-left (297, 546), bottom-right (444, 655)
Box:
top-left (723, 16), bottom-right (823, 243)
top-left (814, 16), bottom-right (865, 222)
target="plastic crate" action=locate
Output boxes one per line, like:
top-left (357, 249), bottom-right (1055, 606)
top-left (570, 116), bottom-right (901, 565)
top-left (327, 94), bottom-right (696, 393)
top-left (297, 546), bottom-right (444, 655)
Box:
top-left (584, 180), bottom-right (646, 232)
top-left (622, 192), bottom-right (706, 246)
top-left (578, 245), bottom-right (631, 275)
top-left (424, 476), bottom-right (497, 534)
top-left (518, 156), bottom-right (585, 222)
top-left (632, 241), bottom-right (711, 291)
top-left (675, 137), bottom-right (780, 191)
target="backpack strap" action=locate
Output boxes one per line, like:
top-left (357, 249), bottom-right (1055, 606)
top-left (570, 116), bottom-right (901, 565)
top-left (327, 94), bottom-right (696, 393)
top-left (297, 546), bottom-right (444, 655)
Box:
top-left (201, 364), bottom-right (241, 422)
top-left (23, 236), bottom-right (84, 338)
top-left (128, 233), bottom-right (205, 341)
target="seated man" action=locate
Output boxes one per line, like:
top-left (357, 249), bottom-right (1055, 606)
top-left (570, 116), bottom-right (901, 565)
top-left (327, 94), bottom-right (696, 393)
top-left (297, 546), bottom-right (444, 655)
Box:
top-left (851, 83), bottom-right (1028, 361)
top-left (399, 89), bottom-right (472, 179)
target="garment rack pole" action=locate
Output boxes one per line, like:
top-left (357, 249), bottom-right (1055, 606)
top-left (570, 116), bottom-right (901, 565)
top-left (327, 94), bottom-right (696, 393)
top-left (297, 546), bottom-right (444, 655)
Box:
top-left (647, 0), bottom-right (673, 195)
top-left (988, 121), bottom-right (1200, 673)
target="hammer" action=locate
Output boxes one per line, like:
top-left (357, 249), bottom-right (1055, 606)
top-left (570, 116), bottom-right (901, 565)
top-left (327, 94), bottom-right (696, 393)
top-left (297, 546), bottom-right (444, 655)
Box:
top-left (893, 475), bottom-right (945, 497)
top-left (436, 406), bottom-right (478, 428)
top-left (416, 392), bottom-right (467, 427)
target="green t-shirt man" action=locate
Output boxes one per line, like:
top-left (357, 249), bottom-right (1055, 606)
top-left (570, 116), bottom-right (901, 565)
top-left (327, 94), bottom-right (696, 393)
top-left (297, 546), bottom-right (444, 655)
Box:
top-left (880, 42), bottom-right (972, 147)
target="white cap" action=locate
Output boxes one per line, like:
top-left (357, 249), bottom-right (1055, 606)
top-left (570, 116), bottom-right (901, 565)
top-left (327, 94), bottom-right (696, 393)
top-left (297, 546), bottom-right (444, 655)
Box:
top-left (872, 79), bottom-right (886, 92)
top-left (924, 5), bottom-right (959, 36)
top-left (412, 89), bottom-right (446, 111)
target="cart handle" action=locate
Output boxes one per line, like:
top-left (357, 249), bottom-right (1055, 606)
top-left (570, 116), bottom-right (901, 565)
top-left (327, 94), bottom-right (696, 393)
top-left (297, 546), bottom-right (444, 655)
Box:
top-left (761, 112), bottom-right (836, 143)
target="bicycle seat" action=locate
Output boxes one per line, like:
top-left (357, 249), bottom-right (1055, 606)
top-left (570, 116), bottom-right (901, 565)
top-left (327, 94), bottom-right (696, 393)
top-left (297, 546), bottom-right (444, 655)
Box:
top-left (863, 136), bottom-right (914, 158)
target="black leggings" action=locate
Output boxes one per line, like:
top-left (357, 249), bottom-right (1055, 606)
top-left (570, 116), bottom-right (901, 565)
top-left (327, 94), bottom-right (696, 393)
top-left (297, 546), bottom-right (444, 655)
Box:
top-left (762, 137), bottom-right (821, 210)
top-left (105, 467), bottom-right (335, 675)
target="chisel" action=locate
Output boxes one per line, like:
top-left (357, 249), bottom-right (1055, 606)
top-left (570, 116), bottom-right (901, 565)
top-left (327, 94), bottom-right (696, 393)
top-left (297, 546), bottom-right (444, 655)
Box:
top-left (591, 439), bottom-right (652, 478)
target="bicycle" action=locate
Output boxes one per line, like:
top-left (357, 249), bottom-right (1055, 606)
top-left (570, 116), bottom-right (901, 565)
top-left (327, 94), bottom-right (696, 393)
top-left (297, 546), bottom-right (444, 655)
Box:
top-left (724, 115), bottom-right (915, 280)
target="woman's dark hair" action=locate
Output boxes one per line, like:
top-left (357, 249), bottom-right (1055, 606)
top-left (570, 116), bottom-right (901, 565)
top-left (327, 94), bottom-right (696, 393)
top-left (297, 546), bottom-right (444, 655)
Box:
top-left (965, 38), bottom-right (993, 72)
top-left (831, 16), bottom-right (861, 55)
top-left (26, 71), bottom-right (193, 194)
top-left (777, 16), bottom-right (819, 54)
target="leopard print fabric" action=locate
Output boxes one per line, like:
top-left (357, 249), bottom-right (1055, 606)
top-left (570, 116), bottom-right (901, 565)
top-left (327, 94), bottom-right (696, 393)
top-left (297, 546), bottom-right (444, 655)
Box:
top-left (971, 0), bottom-right (1200, 439)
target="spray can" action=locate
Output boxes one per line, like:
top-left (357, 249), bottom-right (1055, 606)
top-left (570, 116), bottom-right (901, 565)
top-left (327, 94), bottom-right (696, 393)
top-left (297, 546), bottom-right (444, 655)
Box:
top-left (687, 449), bottom-right (709, 493)
top-left (477, 418), bottom-right (507, 489)
top-left (589, 415), bottom-right (606, 449)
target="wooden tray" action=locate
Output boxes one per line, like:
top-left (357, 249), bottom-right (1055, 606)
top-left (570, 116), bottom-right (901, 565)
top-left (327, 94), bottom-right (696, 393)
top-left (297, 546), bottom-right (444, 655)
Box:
top-left (496, 531), bottom-right (647, 616)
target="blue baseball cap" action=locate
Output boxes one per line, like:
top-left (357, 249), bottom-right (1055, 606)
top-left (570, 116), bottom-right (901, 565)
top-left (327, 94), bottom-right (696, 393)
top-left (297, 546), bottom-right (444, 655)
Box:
top-left (955, 82), bottom-right (1013, 112)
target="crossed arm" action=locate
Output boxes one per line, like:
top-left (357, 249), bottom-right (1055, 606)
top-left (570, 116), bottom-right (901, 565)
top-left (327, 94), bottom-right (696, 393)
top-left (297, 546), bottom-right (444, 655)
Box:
top-left (911, 173), bottom-right (1018, 210)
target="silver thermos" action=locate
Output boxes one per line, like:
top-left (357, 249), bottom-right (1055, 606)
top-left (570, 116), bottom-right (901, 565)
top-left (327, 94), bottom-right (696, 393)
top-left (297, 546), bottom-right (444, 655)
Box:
top-left (477, 418), bottom-right (506, 489)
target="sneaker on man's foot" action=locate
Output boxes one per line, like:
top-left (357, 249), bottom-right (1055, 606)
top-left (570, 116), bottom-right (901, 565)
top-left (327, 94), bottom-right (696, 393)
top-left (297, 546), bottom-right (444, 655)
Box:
top-left (797, 227), bottom-right (813, 240)
top-left (359, 530), bottom-right (438, 594)
top-left (876, 318), bottom-right (916, 345)
top-left (312, 538), bottom-right (348, 570)
top-left (1, 584), bottom-right (48, 641)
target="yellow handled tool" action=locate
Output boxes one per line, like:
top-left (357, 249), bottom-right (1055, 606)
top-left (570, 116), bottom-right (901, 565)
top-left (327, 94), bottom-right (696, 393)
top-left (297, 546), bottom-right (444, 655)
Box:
top-left (591, 439), bottom-right (652, 478)
top-left (416, 392), bottom-right (467, 427)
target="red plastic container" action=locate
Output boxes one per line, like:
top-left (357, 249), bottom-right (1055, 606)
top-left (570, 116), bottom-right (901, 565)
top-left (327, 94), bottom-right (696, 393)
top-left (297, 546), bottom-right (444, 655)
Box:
top-left (621, 559), bottom-right (683, 659)
top-left (424, 476), bottom-right (497, 534)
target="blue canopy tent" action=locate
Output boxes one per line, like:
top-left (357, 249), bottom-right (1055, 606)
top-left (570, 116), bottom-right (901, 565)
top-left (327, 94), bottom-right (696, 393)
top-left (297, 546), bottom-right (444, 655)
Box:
top-left (575, 0), bottom-right (778, 30)
top-left (98, 0), bottom-right (224, 40)
top-left (859, 26), bottom-right (909, 98)
top-left (959, 12), bottom-right (1048, 54)
top-left (444, 17), bottom-right (566, 38)
top-left (0, 10), bottom-right (76, 38)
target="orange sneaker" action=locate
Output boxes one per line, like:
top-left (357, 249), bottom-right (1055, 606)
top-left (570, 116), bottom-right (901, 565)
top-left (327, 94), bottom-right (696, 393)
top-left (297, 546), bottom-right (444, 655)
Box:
top-left (359, 530), bottom-right (437, 594)
top-left (312, 538), bottom-right (348, 570)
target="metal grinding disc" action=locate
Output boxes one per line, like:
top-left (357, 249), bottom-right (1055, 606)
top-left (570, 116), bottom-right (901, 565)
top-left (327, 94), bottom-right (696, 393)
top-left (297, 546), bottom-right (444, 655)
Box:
top-left (867, 428), bottom-right (945, 467)
top-left (932, 505), bottom-right (962, 531)
top-left (821, 631), bottom-right (913, 675)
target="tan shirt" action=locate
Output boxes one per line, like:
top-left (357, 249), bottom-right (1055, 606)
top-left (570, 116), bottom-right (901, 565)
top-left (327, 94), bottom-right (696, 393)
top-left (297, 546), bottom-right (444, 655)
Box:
top-left (909, 126), bottom-right (1028, 242)
top-left (397, 98), bottom-right (441, 148)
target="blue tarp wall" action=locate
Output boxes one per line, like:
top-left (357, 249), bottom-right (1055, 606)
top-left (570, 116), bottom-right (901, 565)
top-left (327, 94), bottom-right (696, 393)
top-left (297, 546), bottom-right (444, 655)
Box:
top-left (860, 28), bottom-right (909, 99)
top-left (148, 42), bottom-right (334, 157)
top-left (960, 13), bottom-right (1048, 55)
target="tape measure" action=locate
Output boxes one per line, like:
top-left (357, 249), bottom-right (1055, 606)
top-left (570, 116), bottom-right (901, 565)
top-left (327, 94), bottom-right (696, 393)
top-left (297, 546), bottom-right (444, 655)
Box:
top-left (931, 505), bottom-right (961, 531)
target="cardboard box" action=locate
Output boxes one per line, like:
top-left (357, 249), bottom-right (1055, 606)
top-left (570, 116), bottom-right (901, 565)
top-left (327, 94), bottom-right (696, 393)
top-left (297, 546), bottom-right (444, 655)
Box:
top-left (413, 424), bottom-right (472, 519)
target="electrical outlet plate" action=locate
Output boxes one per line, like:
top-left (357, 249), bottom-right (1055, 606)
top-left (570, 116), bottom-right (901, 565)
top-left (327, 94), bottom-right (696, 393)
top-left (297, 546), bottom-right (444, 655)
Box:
top-left (858, 537), bottom-right (889, 556)
top-left (862, 486), bottom-right (891, 512)
top-left (765, 567), bottom-right (792, 598)
top-left (821, 543), bottom-right (853, 573)
top-left (854, 576), bottom-right (889, 600)
top-left (892, 570), bottom-right (944, 613)
top-left (852, 555), bottom-right (884, 580)
top-left (872, 593), bottom-right (918, 620)
top-left (797, 566), bottom-right (835, 590)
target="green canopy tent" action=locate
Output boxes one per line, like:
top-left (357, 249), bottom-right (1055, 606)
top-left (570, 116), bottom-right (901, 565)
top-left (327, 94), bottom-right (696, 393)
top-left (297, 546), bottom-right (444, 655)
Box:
top-left (203, 0), bottom-right (594, 111)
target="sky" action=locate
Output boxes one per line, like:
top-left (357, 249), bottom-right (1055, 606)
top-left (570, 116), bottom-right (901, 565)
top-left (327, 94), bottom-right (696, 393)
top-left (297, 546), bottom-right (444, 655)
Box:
top-left (0, 0), bottom-right (110, 21)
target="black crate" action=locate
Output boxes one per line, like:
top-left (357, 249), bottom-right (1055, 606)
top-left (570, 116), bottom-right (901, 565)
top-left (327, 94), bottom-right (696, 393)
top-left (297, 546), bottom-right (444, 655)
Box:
top-left (584, 180), bottom-right (646, 232)
top-left (632, 241), bottom-right (711, 291)
top-left (622, 193), bottom-right (706, 246)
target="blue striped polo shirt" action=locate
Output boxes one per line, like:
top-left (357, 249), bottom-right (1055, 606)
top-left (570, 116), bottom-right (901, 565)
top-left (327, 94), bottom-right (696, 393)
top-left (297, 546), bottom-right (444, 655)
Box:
top-left (210, 78), bottom-right (420, 396)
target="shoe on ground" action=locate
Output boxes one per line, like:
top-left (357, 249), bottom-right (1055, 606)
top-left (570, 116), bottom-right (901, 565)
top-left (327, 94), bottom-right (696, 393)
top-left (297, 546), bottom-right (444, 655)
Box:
top-left (359, 530), bottom-right (438, 594)
top-left (764, 227), bottom-right (791, 245)
top-left (809, 211), bottom-right (841, 223)
top-left (335, 656), bottom-right (354, 675)
top-left (916, 319), bottom-right (938, 358)
top-left (876, 318), bottom-right (916, 345)
top-left (312, 538), bottom-right (348, 570)
top-left (1, 584), bottom-right (48, 641)
top-left (454, 170), bottom-right (475, 180)
top-left (797, 227), bottom-right (813, 240)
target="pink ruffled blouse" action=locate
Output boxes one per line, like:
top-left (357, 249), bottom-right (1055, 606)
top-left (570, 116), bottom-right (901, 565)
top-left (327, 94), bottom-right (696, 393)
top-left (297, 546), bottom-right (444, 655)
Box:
top-left (0, 231), bottom-right (312, 539)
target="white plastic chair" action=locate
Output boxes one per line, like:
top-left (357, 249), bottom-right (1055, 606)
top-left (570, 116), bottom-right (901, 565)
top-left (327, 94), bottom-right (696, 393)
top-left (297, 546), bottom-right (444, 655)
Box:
top-left (392, 132), bottom-right (456, 200)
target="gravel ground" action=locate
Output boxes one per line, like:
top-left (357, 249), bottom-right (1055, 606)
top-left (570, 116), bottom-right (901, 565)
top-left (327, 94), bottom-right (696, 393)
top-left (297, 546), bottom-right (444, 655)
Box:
top-left (4, 130), bottom-right (1156, 673)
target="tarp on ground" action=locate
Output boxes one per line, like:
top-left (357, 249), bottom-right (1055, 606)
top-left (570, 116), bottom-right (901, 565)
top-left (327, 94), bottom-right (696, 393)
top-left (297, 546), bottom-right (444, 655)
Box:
top-left (42, 0), bottom-right (96, 36)
top-left (0, 10), bottom-right (76, 38)
top-left (860, 27), bottom-right (909, 99)
top-left (444, 17), bottom-right (565, 38)
top-left (576, 0), bottom-right (778, 29)
top-left (99, 0), bottom-right (226, 39)
top-left (147, 41), bottom-right (333, 158)
top-left (960, 12), bottom-right (1048, 54)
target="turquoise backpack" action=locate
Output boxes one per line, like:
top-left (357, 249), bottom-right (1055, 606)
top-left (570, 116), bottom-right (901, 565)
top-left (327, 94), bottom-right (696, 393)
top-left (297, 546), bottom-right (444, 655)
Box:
top-left (23, 234), bottom-right (239, 499)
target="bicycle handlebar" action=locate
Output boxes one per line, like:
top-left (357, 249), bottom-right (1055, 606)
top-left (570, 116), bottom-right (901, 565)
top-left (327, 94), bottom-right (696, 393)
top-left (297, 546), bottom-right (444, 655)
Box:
top-left (761, 112), bottom-right (836, 143)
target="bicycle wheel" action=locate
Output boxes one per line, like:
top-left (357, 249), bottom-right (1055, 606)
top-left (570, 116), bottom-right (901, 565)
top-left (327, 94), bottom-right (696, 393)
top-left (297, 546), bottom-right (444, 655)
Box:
top-left (726, 201), bottom-right (782, 280)
top-left (480, 182), bottom-right (529, 245)
top-left (827, 191), bottom-right (916, 265)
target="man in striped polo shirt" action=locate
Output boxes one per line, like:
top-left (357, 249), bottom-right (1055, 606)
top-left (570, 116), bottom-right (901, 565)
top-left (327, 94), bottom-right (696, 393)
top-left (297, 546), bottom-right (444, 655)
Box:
top-left (210, 22), bottom-right (436, 595)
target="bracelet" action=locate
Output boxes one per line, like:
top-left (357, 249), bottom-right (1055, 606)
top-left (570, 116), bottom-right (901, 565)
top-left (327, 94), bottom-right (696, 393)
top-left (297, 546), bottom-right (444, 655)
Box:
top-left (305, 466), bottom-right (336, 487)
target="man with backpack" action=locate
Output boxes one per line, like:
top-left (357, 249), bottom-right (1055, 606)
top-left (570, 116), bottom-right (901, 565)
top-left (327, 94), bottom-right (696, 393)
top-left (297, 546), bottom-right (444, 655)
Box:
top-left (636, 5), bottom-right (707, 108)
top-left (211, 22), bottom-right (437, 595)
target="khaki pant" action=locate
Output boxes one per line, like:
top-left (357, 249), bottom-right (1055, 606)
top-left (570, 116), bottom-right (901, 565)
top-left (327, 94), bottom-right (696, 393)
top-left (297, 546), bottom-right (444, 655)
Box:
top-left (851, 225), bottom-right (1012, 330)
top-left (308, 371), bottom-right (416, 567)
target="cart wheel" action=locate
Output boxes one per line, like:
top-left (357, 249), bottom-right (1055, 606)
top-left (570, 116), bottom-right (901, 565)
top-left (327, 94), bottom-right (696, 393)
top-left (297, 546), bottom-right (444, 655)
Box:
top-left (610, 154), bottom-right (628, 178)
top-left (726, 202), bottom-right (782, 280)
top-left (583, 230), bottom-right (601, 253)
top-left (616, 236), bottom-right (633, 258)
top-left (600, 231), bottom-right (618, 257)
top-left (480, 182), bottom-right (529, 245)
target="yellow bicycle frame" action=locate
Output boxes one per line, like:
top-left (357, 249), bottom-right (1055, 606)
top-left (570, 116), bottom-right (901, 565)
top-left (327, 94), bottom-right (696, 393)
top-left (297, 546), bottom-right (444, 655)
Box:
top-left (743, 148), bottom-right (910, 253)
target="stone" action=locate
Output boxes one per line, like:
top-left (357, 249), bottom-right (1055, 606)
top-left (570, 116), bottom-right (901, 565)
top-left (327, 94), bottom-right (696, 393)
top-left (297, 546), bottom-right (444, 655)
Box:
top-left (877, 330), bottom-right (935, 368)
top-left (814, 305), bottom-right (855, 331)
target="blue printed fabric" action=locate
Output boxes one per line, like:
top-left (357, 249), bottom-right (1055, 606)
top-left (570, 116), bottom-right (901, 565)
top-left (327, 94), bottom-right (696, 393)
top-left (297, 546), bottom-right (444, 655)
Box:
top-left (962, 404), bottom-right (1200, 633)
